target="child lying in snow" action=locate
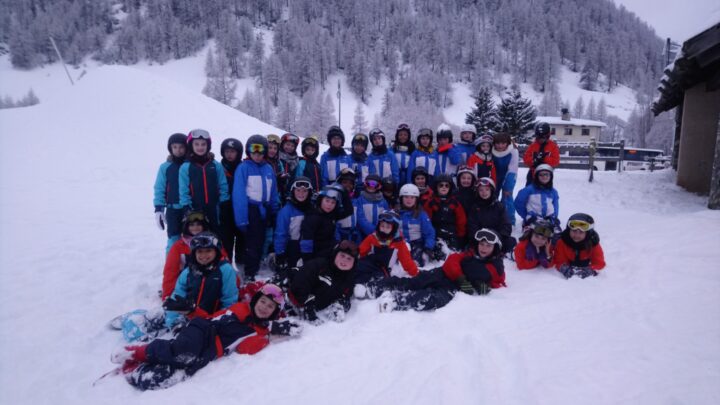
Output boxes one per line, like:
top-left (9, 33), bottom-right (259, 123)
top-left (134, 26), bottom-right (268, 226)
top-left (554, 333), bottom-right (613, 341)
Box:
top-left (554, 213), bottom-right (606, 279)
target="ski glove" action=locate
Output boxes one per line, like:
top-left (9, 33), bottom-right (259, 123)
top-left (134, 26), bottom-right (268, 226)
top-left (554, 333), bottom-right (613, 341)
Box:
top-left (558, 264), bottom-right (574, 279)
top-left (456, 276), bottom-right (476, 295)
top-left (472, 281), bottom-right (491, 295)
top-left (577, 266), bottom-right (598, 279)
top-left (270, 320), bottom-right (303, 336)
top-left (303, 296), bottom-right (319, 322)
top-left (163, 295), bottom-right (196, 313)
top-left (155, 211), bottom-right (166, 231)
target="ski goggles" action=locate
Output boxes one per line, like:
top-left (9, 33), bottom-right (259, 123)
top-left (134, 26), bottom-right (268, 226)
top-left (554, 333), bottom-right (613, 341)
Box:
top-left (291, 180), bottom-right (313, 190)
top-left (184, 211), bottom-right (206, 224)
top-left (321, 187), bottom-right (343, 201)
top-left (260, 283), bottom-right (285, 307)
top-left (190, 233), bottom-right (219, 250)
top-left (304, 138), bottom-right (318, 146)
top-left (474, 228), bottom-right (501, 247)
top-left (267, 134), bottom-right (281, 144)
top-left (477, 177), bottom-right (495, 189)
top-left (397, 123), bottom-right (410, 131)
top-left (282, 133), bottom-right (299, 144)
top-left (436, 182), bottom-right (451, 189)
top-left (365, 179), bottom-right (381, 190)
top-left (353, 134), bottom-right (368, 143)
top-left (417, 128), bottom-right (433, 138)
top-left (532, 224), bottom-right (553, 238)
top-left (249, 143), bottom-right (265, 154)
top-left (568, 219), bottom-right (593, 232)
top-left (369, 129), bottom-right (384, 138)
top-left (378, 211), bottom-right (401, 225)
top-left (189, 129), bottom-right (210, 140)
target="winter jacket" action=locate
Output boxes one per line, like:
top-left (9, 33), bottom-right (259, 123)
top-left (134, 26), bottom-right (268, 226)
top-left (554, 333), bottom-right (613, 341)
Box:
top-left (320, 149), bottom-right (351, 185)
top-left (553, 233), bottom-right (606, 271)
top-left (355, 191), bottom-right (390, 237)
top-left (436, 144), bottom-right (461, 176)
top-left (221, 159), bottom-right (240, 195)
top-left (514, 184), bottom-right (559, 222)
top-left (358, 233), bottom-right (418, 277)
top-left (300, 194), bottom-right (353, 261)
top-left (466, 198), bottom-right (514, 253)
top-left (336, 203), bottom-right (363, 244)
top-left (162, 237), bottom-right (230, 300)
top-left (232, 159), bottom-right (281, 228)
top-left (467, 152), bottom-right (497, 183)
top-left (407, 148), bottom-right (439, 183)
top-left (423, 195), bottom-right (467, 243)
top-left (349, 152), bottom-right (372, 191)
top-left (289, 257), bottom-right (355, 310)
top-left (179, 156), bottom-right (230, 210)
top-left (267, 156), bottom-right (289, 198)
top-left (523, 140), bottom-right (560, 177)
top-left (368, 150), bottom-right (400, 184)
top-left (393, 144), bottom-right (414, 185)
top-left (154, 157), bottom-right (185, 210)
top-left (455, 142), bottom-right (476, 166)
top-left (514, 239), bottom-right (554, 270)
top-left (442, 250), bottom-right (506, 288)
top-left (165, 260), bottom-right (239, 327)
top-left (296, 158), bottom-right (323, 191)
top-left (493, 145), bottom-right (519, 194)
top-left (274, 200), bottom-right (309, 256)
top-left (398, 208), bottom-right (436, 249)
top-left (456, 186), bottom-right (476, 216)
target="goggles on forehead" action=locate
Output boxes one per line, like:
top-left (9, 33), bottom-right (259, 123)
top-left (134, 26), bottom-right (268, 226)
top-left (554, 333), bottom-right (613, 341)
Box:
top-left (190, 233), bottom-right (218, 250)
top-left (365, 179), bottom-right (381, 189)
top-left (353, 134), bottom-right (367, 142)
top-left (291, 180), bottom-right (312, 190)
top-left (249, 143), bottom-right (265, 154)
top-left (378, 211), bottom-right (401, 224)
top-left (568, 220), bottom-right (593, 232)
top-left (185, 212), bottom-right (206, 223)
top-left (532, 225), bottom-right (553, 238)
top-left (190, 129), bottom-right (210, 140)
top-left (437, 182), bottom-right (451, 188)
top-left (259, 284), bottom-right (285, 307)
top-left (369, 129), bottom-right (384, 138)
top-left (397, 123), bottom-right (410, 130)
top-left (474, 229), bottom-right (501, 247)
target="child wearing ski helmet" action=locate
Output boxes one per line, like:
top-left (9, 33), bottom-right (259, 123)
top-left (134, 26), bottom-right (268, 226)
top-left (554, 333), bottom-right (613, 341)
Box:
top-left (320, 125), bottom-right (351, 185)
top-left (115, 283), bottom-right (301, 391)
top-left (554, 213), bottom-right (605, 279)
top-left (356, 210), bottom-right (418, 286)
top-left (514, 219), bottom-right (555, 270)
top-left (375, 228), bottom-right (505, 313)
top-left (456, 124), bottom-right (477, 164)
top-left (455, 164), bottom-right (477, 215)
top-left (381, 176), bottom-right (399, 209)
top-left (407, 128), bottom-right (438, 184)
top-left (274, 177), bottom-right (314, 275)
top-left (219, 138), bottom-right (245, 267)
top-left (179, 129), bottom-right (230, 234)
top-left (232, 135), bottom-right (281, 281)
top-left (336, 168), bottom-right (364, 244)
top-left (467, 134), bottom-right (497, 183)
top-left (349, 133), bottom-right (372, 192)
top-left (411, 166), bottom-right (434, 207)
top-left (392, 123), bottom-right (415, 187)
top-left (492, 132), bottom-right (519, 226)
top-left (163, 232), bottom-right (240, 329)
top-left (515, 164), bottom-right (560, 228)
top-left (154, 133), bottom-right (188, 251)
top-left (466, 177), bottom-right (515, 254)
top-left (279, 133), bottom-right (300, 181)
top-left (355, 174), bottom-right (390, 238)
top-left (523, 122), bottom-right (560, 186)
top-left (423, 173), bottom-right (467, 251)
top-left (435, 124), bottom-right (460, 176)
top-left (296, 136), bottom-right (323, 190)
top-left (397, 183), bottom-right (436, 267)
top-left (288, 240), bottom-right (359, 323)
top-left (367, 128), bottom-right (400, 184)
top-left (161, 210), bottom-right (222, 300)
top-left (299, 184), bottom-right (353, 262)
top-left (266, 134), bottom-right (289, 199)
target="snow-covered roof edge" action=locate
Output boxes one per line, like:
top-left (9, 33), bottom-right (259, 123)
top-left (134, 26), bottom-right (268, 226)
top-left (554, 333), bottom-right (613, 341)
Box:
top-left (536, 116), bottom-right (607, 128)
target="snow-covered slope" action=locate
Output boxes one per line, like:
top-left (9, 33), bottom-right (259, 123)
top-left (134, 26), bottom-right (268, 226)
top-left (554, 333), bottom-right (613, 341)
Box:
top-left (1, 62), bottom-right (719, 404)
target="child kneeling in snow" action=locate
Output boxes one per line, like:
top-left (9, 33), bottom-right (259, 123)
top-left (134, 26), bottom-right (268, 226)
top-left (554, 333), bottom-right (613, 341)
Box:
top-left (514, 219), bottom-right (555, 270)
top-left (112, 284), bottom-right (301, 390)
top-left (288, 240), bottom-right (358, 323)
top-left (375, 228), bottom-right (506, 312)
top-left (554, 213), bottom-right (606, 279)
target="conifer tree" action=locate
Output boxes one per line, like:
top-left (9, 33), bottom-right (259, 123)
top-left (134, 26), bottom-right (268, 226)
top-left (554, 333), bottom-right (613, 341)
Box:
top-left (496, 88), bottom-right (537, 140)
top-left (465, 87), bottom-right (498, 133)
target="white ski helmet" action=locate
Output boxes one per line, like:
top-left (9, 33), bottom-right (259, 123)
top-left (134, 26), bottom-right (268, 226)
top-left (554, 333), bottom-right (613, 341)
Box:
top-left (460, 124), bottom-right (477, 135)
top-left (399, 184), bottom-right (420, 197)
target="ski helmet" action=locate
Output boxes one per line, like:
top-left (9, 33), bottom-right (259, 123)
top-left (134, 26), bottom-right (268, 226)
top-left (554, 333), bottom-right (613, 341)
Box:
top-left (530, 219), bottom-right (554, 238)
top-left (416, 128), bottom-right (433, 143)
top-left (289, 176), bottom-right (313, 205)
top-left (381, 176), bottom-right (396, 193)
top-left (376, 210), bottom-right (401, 239)
top-left (246, 134), bottom-right (269, 158)
top-left (566, 213), bottom-right (595, 232)
top-left (399, 183), bottom-right (420, 197)
top-left (369, 128), bottom-right (386, 144)
top-left (476, 177), bottom-right (496, 192)
top-left (281, 133), bottom-right (300, 148)
top-left (250, 283), bottom-right (284, 320)
top-left (167, 133), bottom-right (187, 154)
top-left (436, 124), bottom-right (453, 143)
top-left (352, 133), bottom-right (369, 149)
top-left (535, 122), bottom-right (551, 138)
top-left (534, 164), bottom-right (554, 187)
top-left (475, 134), bottom-right (494, 150)
top-left (473, 228), bottom-right (502, 256)
top-left (189, 231), bottom-right (222, 256)
top-left (316, 185), bottom-right (343, 208)
top-left (327, 126), bottom-right (345, 145)
top-left (187, 129), bottom-right (212, 150)
top-left (267, 134), bottom-right (281, 145)
top-left (432, 173), bottom-right (455, 194)
top-left (364, 174), bottom-right (383, 191)
top-left (460, 124), bottom-right (477, 139)
top-left (456, 164), bottom-right (477, 186)
top-left (301, 136), bottom-right (319, 159)
top-left (333, 240), bottom-right (359, 261)
top-left (181, 210), bottom-right (210, 236)
top-left (220, 138), bottom-right (243, 159)
top-left (411, 166), bottom-right (430, 185)
top-left (338, 167), bottom-right (357, 184)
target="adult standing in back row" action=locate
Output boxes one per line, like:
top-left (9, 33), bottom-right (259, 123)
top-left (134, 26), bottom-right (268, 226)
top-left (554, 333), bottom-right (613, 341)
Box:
top-left (523, 122), bottom-right (559, 186)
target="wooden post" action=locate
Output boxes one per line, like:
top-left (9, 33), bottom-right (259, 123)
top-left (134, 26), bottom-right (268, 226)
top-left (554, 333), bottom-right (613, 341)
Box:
top-left (588, 137), bottom-right (596, 182)
top-left (49, 37), bottom-right (74, 86)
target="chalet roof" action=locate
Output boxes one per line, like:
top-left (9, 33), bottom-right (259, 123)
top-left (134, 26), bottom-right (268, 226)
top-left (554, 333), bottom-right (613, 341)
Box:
top-left (652, 22), bottom-right (720, 115)
top-left (536, 116), bottom-right (607, 128)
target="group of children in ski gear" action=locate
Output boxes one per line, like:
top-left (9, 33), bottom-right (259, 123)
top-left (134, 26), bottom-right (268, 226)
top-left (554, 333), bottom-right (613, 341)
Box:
top-left (108, 123), bottom-right (606, 390)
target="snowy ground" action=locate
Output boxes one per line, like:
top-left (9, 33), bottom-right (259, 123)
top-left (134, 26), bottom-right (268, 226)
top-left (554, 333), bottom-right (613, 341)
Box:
top-left (1, 62), bottom-right (719, 405)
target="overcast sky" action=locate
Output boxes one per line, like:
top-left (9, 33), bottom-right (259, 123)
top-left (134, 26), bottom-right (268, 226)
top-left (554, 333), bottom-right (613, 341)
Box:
top-left (613, 0), bottom-right (720, 42)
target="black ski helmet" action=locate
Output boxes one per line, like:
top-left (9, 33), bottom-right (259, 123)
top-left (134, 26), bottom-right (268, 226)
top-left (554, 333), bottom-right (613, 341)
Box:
top-left (436, 125), bottom-right (453, 143)
top-left (352, 133), bottom-right (369, 149)
top-left (167, 133), bottom-right (187, 154)
top-left (181, 210), bottom-right (210, 236)
top-left (535, 122), bottom-right (551, 138)
top-left (327, 126), bottom-right (345, 145)
top-left (246, 134), bottom-right (269, 158)
top-left (301, 137), bottom-right (320, 159)
top-left (220, 138), bottom-right (243, 159)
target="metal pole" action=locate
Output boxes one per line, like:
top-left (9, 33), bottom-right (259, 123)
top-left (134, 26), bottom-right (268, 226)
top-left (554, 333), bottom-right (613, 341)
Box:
top-left (337, 80), bottom-right (341, 127)
top-left (618, 139), bottom-right (625, 173)
top-left (49, 36), bottom-right (74, 86)
top-left (588, 137), bottom-right (596, 182)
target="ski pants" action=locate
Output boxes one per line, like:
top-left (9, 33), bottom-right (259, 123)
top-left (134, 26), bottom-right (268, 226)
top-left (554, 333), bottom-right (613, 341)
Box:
top-left (242, 204), bottom-right (267, 277)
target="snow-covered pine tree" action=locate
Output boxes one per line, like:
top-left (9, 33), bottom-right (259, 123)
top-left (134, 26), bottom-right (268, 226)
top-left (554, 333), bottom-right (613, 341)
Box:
top-left (465, 87), bottom-right (498, 134)
top-left (496, 88), bottom-right (537, 140)
top-left (202, 47), bottom-right (237, 107)
top-left (580, 61), bottom-right (599, 91)
top-left (249, 32), bottom-right (265, 83)
top-left (587, 98), bottom-right (597, 120)
top-left (352, 103), bottom-right (369, 135)
top-left (573, 96), bottom-right (585, 119)
top-left (274, 87), bottom-right (298, 133)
